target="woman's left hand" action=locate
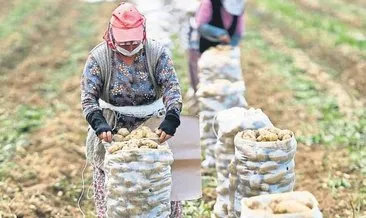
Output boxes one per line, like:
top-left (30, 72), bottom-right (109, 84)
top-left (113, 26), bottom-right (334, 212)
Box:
top-left (157, 108), bottom-right (180, 143)
top-left (156, 129), bottom-right (172, 143)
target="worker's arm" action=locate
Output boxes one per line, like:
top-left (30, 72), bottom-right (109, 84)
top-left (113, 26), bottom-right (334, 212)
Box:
top-left (155, 49), bottom-right (182, 142)
top-left (81, 55), bottom-right (112, 142)
top-left (196, 0), bottom-right (229, 42)
top-left (198, 24), bottom-right (229, 42)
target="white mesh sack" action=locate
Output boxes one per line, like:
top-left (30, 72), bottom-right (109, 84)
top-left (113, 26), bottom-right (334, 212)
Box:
top-left (199, 111), bottom-right (217, 168)
top-left (198, 46), bottom-right (243, 84)
top-left (104, 127), bottom-right (174, 218)
top-left (213, 108), bottom-right (274, 218)
top-left (240, 191), bottom-right (323, 218)
top-left (213, 139), bottom-right (235, 218)
top-left (197, 83), bottom-right (247, 169)
top-left (229, 128), bottom-right (297, 218)
top-left (197, 46), bottom-right (247, 170)
top-left (196, 80), bottom-right (245, 98)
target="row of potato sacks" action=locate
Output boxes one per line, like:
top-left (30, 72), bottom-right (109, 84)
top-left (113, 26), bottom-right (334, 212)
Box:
top-left (104, 126), bottom-right (174, 218)
top-left (212, 107), bottom-right (273, 218)
top-left (197, 46), bottom-right (248, 169)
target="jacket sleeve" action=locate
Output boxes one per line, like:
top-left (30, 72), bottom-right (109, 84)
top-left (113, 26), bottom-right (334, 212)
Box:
top-left (198, 24), bottom-right (228, 42)
top-left (230, 34), bottom-right (241, 46)
top-left (155, 49), bottom-right (183, 114)
top-left (80, 55), bottom-right (103, 118)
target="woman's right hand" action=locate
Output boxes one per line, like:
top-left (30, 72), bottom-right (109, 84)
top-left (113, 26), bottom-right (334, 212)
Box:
top-left (219, 34), bottom-right (231, 44)
top-left (98, 131), bottom-right (113, 143)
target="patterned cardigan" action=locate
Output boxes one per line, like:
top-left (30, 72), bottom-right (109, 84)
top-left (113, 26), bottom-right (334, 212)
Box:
top-left (81, 47), bottom-right (182, 131)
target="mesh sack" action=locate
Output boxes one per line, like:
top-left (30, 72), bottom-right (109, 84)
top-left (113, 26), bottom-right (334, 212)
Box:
top-left (229, 129), bottom-right (297, 217)
top-left (104, 140), bottom-right (174, 218)
top-left (240, 191), bottom-right (323, 218)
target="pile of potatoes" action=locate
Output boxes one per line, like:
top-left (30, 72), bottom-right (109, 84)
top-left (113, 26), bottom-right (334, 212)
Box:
top-left (229, 127), bottom-right (297, 217)
top-left (240, 191), bottom-right (323, 218)
top-left (112, 126), bottom-right (159, 142)
top-left (239, 128), bottom-right (293, 142)
top-left (108, 139), bottom-right (160, 153)
top-left (107, 126), bottom-right (166, 153)
top-left (104, 126), bottom-right (174, 218)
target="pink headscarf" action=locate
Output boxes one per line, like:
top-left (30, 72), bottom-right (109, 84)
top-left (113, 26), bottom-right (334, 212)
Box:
top-left (103, 2), bottom-right (146, 50)
top-left (103, 24), bottom-right (117, 50)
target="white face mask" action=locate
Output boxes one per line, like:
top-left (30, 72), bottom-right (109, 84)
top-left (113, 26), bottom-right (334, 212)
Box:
top-left (116, 43), bottom-right (143, 57)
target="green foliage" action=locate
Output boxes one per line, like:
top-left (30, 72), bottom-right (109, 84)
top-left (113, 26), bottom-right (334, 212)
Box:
top-left (0, 162), bottom-right (17, 181)
top-left (0, 105), bottom-right (51, 164)
top-left (0, 0), bottom-right (42, 39)
top-left (0, 3), bottom-right (99, 166)
top-left (350, 147), bottom-right (366, 174)
top-left (171, 34), bottom-right (190, 95)
top-left (244, 28), bottom-right (366, 149)
top-left (183, 200), bottom-right (212, 218)
top-left (258, 0), bottom-right (366, 51)
top-left (51, 176), bottom-right (95, 217)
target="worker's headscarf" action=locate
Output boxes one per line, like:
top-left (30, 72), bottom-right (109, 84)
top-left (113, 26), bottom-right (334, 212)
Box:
top-left (103, 2), bottom-right (146, 53)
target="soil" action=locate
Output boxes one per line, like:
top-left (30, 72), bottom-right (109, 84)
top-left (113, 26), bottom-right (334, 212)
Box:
top-left (0, 0), bottom-right (365, 218)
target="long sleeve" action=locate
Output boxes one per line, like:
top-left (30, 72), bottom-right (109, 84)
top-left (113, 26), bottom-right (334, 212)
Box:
top-left (155, 49), bottom-right (183, 113)
top-left (195, 0), bottom-right (213, 26)
top-left (198, 24), bottom-right (228, 42)
top-left (235, 14), bottom-right (245, 36)
top-left (81, 55), bottom-right (103, 118)
top-left (231, 34), bottom-right (241, 46)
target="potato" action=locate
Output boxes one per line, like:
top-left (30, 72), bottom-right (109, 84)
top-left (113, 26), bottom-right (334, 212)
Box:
top-left (242, 130), bottom-right (257, 140)
top-left (267, 127), bottom-right (281, 135)
top-left (271, 200), bottom-right (312, 214)
top-left (282, 134), bottom-right (292, 140)
top-left (245, 161), bottom-right (260, 170)
top-left (118, 128), bottom-right (130, 137)
top-left (145, 132), bottom-right (159, 139)
top-left (260, 183), bottom-right (270, 192)
top-left (239, 128), bottom-right (294, 142)
top-left (113, 134), bottom-right (125, 142)
top-left (107, 127), bottom-right (162, 153)
top-left (259, 161), bottom-right (279, 174)
top-left (256, 149), bottom-right (268, 161)
top-left (245, 199), bottom-right (261, 210)
top-left (257, 132), bottom-right (278, 142)
top-left (263, 170), bottom-right (287, 184)
top-left (278, 129), bottom-right (293, 140)
top-left (268, 150), bottom-right (289, 162)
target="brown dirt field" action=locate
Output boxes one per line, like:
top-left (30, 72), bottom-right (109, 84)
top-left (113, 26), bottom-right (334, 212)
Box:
top-left (248, 4), bottom-right (366, 99)
top-left (0, 1), bottom-right (365, 218)
top-left (0, 1), bottom-right (114, 217)
top-left (259, 27), bottom-right (364, 116)
top-left (339, 0), bottom-right (366, 8)
top-left (242, 46), bottom-right (365, 217)
top-left (292, 0), bottom-right (366, 29)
